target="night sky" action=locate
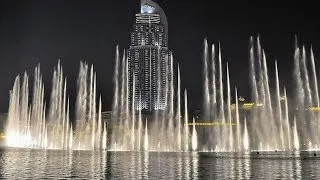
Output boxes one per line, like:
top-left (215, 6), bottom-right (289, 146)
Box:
top-left (0, 0), bottom-right (319, 113)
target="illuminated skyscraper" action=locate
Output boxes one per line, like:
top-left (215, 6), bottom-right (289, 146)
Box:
top-left (128, 0), bottom-right (172, 111)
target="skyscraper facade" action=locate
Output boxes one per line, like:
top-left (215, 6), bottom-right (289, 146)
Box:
top-left (128, 0), bottom-right (172, 111)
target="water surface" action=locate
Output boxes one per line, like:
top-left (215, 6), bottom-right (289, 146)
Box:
top-left (0, 149), bottom-right (320, 179)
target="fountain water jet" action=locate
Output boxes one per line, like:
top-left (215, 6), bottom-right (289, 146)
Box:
top-left (144, 119), bottom-right (149, 151)
top-left (192, 118), bottom-right (198, 151)
top-left (5, 36), bottom-right (320, 152)
top-left (184, 89), bottom-right (189, 151)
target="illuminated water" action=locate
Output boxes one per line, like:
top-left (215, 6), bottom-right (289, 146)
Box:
top-left (5, 61), bottom-right (107, 150)
top-left (1, 148), bottom-right (320, 179)
top-left (4, 36), bottom-right (320, 152)
top-left (201, 36), bottom-right (320, 151)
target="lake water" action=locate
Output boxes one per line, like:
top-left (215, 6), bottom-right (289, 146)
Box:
top-left (0, 148), bottom-right (320, 179)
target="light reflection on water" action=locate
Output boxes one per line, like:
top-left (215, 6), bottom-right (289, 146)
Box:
top-left (1, 149), bottom-right (320, 179)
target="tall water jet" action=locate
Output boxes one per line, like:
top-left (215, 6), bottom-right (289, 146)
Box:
top-left (209, 43), bottom-right (218, 151)
top-left (249, 37), bottom-right (259, 104)
top-left (284, 88), bottom-right (291, 150)
top-left (218, 42), bottom-right (225, 150)
top-left (138, 94), bottom-right (142, 151)
top-left (7, 35), bottom-right (320, 152)
top-left (235, 88), bottom-right (241, 150)
top-left (211, 44), bottom-right (217, 120)
top-left (97, 96), bottom-right (102, 149)
top-left (293, 44), bottom-right (305, 149)
top-left (293, 117), bottom-right (300, 150)
top-left (131, 70), bottom-right (136, 150)
top-left (168, 52), bottom-right (175, 151)
top-left (243, 117), bottom-right (249, 151)
top-left (119, 50), bottom-right (127, 149)
top-left (5, 61), bottom-right (107, 150)
top-left (262, 50), bottom-right (276, 149)
top-left (111, 46), bottom-right (120, 147)
top-left (74, 62), bottom-right (99, 150)
top-left (6, 76), bottom-right (22, 147)
top-left (249, 37), bottom-right (259, 150)
top-left (89, 65), bottom-right (94, 148)
top-left (184, 89), bottom-right (189, 151)
top-left (257, 37), bottom-right (266, 107)
top-left (120, 50), bottom-right (126, 117)
top-left (144, 119), bottom-right (149, 151)
top-left (176, 64), bottom-right (181, 151)
top-left (113, 45), bottom-right (120, 113)
top-left (310, 46), bottom-right (320, 147)
top-left (62, 78), bottom-right (67, 149)
top-left (310, 46), bottom-right (319, 106)
top-left (69, 124), bottom-right (73, 150)
top-left (20, 72), bottom-right (29, 145)
top-left (154, 47), bottom-right (162, 149)
top-left (275, 61), bottom-right (284, 150)
top-left (161, 52), bottom-right (170, 150)
top-left (125, 50), bottom-right (130, 150)
top-left (293, 45), bottom-right (304, 108)
top-left (226, 63), bottom-right (233, 151)
top-left (6, 62), bottom-right (74, 149)
top-left (191, 118), bottom-right (198, 151)
top-left (301, 46), bottom-right (312, 107)
top-left (203, 39), bottom-right (210, 119)
top-left (102, 121), bottom-right (107, 150)
top-left (92, 72), bottom-right (97, 149)
top-left (66, 98), bottom-right (70, 150)
top-left (75, 62), bottom-right (88, 148)
top-left (31, 64), bottom-right (45, 148)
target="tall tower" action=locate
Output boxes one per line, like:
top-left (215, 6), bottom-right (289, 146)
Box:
top-left (128, 0), bottom-right (172, 112)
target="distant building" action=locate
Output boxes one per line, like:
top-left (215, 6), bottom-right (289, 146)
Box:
top-left (128, 0), bottom-right (172, 112)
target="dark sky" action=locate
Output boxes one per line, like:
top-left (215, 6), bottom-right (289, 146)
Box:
top-left (0, 0), bottom-right (319, 113)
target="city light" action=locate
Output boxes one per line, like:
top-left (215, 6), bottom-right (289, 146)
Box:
top-left (309, 107), bottom-right (320, 112)
top-left (186, 122), bottom-right (237, 126)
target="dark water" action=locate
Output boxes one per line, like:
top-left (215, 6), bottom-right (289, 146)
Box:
top-left (0, 148), bottom-right (320, 179)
